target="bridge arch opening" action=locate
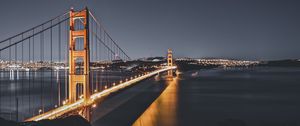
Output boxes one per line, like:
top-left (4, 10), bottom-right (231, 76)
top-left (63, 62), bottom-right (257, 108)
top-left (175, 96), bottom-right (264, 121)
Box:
top-left (75, 57), bottom-right (84, 75)
top-left (76, 83), bottom-right (84, 100)
top-left (73, 18), bottom-right (85, 31)
top-left (75, 38), bottom-right (85, 51)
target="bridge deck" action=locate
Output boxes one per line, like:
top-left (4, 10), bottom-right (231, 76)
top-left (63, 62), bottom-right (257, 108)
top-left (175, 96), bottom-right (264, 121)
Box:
top-left (25, 66), bottom-right (176, 122)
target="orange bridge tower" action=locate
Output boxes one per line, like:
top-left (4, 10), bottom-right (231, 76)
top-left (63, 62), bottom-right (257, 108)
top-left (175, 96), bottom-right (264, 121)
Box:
top-left (68, 7), bottom-right (91, 120)
top-left (166, 49), bottom-right (174, 80)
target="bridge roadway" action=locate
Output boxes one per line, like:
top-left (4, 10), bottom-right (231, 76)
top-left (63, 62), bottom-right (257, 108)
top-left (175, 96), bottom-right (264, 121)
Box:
top-left (25, 66), bottom-right (177, 122)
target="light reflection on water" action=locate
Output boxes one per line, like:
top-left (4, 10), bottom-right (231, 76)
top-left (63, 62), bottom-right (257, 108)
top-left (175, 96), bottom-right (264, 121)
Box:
top-left (131, 67), bottom-right (300, 126)
top-left (132, 76), bottom-right (179, 126)
top-left (0, 69), bottom-right (136, 121)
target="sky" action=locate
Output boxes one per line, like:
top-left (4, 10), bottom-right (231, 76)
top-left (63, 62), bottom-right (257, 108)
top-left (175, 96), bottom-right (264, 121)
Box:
top-left (0, 0), bottom-right (299, 60)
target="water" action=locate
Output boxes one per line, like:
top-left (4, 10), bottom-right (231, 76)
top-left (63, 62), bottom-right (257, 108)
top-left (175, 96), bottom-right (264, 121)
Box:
top-left (0, 69), bottom-right (137, 121)
top-left (1, 67), bottom-right (300, 126)
top-left (133, 67), bottom-right (300, 126)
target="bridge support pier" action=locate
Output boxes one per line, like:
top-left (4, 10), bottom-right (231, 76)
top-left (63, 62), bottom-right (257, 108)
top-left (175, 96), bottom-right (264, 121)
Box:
top-left (79, 106), bottom-right (91, 121)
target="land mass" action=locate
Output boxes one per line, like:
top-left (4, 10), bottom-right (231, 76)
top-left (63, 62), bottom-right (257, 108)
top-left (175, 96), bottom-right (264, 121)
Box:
top-left (0, 115), bottom-right (91, 126)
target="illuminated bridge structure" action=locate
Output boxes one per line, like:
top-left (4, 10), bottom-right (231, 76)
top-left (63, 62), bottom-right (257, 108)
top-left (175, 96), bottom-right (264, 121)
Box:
top-left (0, 7), bottom-right (176, 122)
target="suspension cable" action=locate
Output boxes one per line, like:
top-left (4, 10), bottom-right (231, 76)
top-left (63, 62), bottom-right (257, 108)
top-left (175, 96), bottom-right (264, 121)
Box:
top-left (0, 12), bottom-right (69, 45)
top-left (89, 11), bottom-right (131, 60)
top-left (0, 18), bottom-right (70, 52)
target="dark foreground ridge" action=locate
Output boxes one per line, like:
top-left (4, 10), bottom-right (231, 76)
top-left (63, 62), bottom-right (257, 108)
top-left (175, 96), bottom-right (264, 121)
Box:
top-left (0, 115), bottom-right (91, 126)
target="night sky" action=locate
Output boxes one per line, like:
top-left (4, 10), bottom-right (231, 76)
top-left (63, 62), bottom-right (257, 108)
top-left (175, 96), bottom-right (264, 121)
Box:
top-left (0, 0), bottom-right (299, 60)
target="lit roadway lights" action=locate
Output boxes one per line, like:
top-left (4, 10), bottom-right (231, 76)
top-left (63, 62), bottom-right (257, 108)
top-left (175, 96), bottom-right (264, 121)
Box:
top-left (25, 66), bottom-right (177, 121)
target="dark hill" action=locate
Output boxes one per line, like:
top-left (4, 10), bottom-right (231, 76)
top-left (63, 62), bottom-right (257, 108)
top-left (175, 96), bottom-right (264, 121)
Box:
top-left (0, 115), bottom-right (91, 126)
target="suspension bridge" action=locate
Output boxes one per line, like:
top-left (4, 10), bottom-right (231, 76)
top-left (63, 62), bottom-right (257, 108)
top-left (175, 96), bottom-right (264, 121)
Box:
top-left (0, 7), bottom-right (176, 122)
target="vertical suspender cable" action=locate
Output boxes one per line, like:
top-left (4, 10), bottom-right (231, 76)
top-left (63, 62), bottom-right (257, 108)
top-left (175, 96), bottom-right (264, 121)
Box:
top-left (65, 18), bottom-right (68, 101)
top-left (21, 34), bottom-right (24, 120)
top-left (32, 29), bottom-right (35, 116)
top-left (91, 19), bottom-right (94, 93)
top-left (95, 20), bottom-right (98, 91)
top-left (58, 18), bottom-right (61, 106)
top-left (28, 36), bottom-right (31, 116)
top-left (50, 20), bottom-right (53, 107)
top-left (110, 39), bottom-right (113, 61)
top-left (99, 23), bottom-right (102, 90)
top-left (40, 25), bottom-right (44, 113)
top-left (9, 39), bottom-right (12, 120)
top-left (14, 35), bottom-right (18, 121)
